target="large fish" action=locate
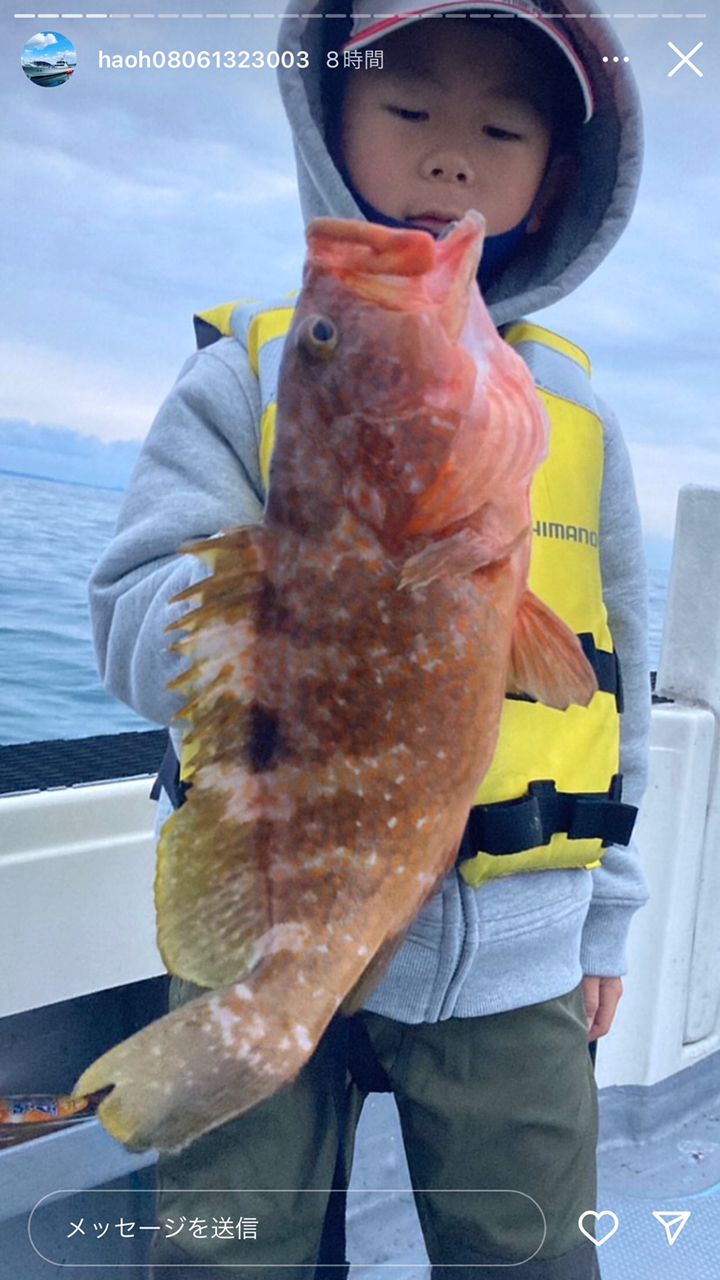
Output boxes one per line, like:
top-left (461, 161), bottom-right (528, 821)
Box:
top-left (74, 211), bottom-right (596, 1152)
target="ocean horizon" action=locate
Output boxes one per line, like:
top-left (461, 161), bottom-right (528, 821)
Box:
top-left (0, 466), bottom-right (126, 494)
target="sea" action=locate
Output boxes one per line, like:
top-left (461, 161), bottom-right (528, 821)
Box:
top-left (0, 472), bottom-right (671, 748)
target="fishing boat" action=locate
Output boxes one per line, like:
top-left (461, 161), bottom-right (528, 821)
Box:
top-left (1, 484), bottom-right (718, 1278)
top-left (23, 60), bottom-right (74, 81)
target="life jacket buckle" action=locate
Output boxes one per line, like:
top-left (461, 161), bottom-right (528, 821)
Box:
top-left (457, 775), bottom-right (637, 862)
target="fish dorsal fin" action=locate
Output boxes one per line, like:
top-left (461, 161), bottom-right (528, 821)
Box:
top-left (156, 525), bottom-right (275, 988)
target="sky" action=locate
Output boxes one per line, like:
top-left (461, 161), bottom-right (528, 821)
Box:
top-left (3, 4), bottom-right (719, 544)
top-left (21, 30), bottom-right (77, 64)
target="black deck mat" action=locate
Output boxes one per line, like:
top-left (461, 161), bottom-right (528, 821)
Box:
top-left (0, 730), bottom-right (167, 795)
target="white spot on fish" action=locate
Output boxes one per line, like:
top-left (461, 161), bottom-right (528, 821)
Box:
top-left (208, 996), bottom-right (245, 1050)
top-left (384, 792), bottom-right (392, 801)
top-left (416, 816), bottom-right (429, 830)
top-left (294, 1024), bottom-right (312, 1052)
top-left (256, 922), bottom-right (312, 957)
top-left (436, 751), bottom-right (446, 760)
top-left (420, 658), bottom-right (442, 672)
top-left (366, 851), bottom-right (378, 866)
top-left (210, 764), bottom-right (266, 822)
top-left (303, 848), bottom-right (348, 871)
top-left (192, 619), bottom-right (256, 693)
top-left (395, 774), bottom-right (406, 784)
top-left (387, 816), bottom-right (398, 830)
top-left (231, 984), bottom-right (252, 1000)
top-left (395, 865), bottom-right (406, 875)
top-left (315, 943), bottom-right (329, 954)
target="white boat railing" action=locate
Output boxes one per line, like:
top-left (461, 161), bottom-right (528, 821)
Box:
top-left (597, 484), bottom-right (720, 1089)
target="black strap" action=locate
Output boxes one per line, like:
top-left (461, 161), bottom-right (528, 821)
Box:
top-left (149, 735), bottom-right (191, 808)
top-left (579, 633), bottom-right (624, 712)
top-left (507, 633), bottom-right (623, 711)
top-left (192, 315), bottom-right (224, 350)
top-left (457, 775), bottom-right (637, 862)
top-left (314, 1013), bottom-right (352, 1279)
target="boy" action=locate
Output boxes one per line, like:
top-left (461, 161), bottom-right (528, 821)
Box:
top-left (88, 2), bottom-right (650, 1277)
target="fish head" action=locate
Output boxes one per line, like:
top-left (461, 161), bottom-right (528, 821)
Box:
top-left (271, 212), bottom-right (508, 544)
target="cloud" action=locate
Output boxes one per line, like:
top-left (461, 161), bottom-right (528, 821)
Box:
top-left (0, 420), bottom-right (140, 489)
top-left (0, 340), bottom-right (172, 442)
top-left (5, 137), bottom-right (298, 219)
top-left (213, 172), bottom-right (299, 206)
top-left (628, 442), bottom-right (720, 540)
top-left (26, 32), bottom-right (58, 50)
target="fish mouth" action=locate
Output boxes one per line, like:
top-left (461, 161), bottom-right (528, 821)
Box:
top-left (305, 212), bottom-right (486, 340)
top-left (305, 217), bottom-right (435, 281)
top-left (425, 211), bottom-right (487, 340)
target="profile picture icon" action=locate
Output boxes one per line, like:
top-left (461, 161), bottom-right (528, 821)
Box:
top-left (21, 31), bottom-right (76, 87)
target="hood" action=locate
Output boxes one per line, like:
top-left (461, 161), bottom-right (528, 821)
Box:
top-left (275, 1), bottom-right (643, 327)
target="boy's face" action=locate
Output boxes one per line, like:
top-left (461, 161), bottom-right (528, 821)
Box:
top-left (339, 21), bottom-right (557, 238)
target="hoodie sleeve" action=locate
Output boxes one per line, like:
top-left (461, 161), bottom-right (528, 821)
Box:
top-left (88, 338), bottom-right (265, 728)
top-left (579, 397), bottom-right (651, 977)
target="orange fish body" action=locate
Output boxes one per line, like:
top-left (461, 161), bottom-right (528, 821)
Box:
top-left (74, 213), bottom-right (596, 1152)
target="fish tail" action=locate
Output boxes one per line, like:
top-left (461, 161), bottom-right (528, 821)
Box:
top-left (72, 955), bottom-right (336, 1154)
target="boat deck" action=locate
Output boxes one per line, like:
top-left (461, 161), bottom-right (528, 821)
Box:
top-left (335, 1082), bottom-right (720, 1278)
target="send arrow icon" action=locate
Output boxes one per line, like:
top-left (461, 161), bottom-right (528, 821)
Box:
top-left (652, 1211), bottom-right (691, 1246)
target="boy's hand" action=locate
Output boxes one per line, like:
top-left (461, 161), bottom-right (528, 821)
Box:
top-left (582, 975), bottom-right (623, 1041)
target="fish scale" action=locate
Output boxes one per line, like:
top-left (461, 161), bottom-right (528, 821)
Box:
top-left (73, 211), bottom-right (597, 1152)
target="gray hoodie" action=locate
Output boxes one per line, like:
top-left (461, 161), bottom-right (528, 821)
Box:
top-left (88, 0), bottom-right (650, 1020)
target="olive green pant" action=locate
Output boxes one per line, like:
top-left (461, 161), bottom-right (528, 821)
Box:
top-left (149, 980), bottom-right (600, 1278)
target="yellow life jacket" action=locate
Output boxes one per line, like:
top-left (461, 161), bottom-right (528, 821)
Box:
top-left (170, 297), bottom-right (636, 887)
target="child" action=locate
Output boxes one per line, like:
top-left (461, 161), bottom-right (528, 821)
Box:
top-left (88, 2), bottom-right (650, 1276)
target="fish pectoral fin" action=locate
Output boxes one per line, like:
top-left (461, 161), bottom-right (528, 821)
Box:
top-left (398, 526), bottom-right (528, 591)
top-left (508, 589), bottom-right (598, 710)
top-left (339, 928), bottom-right (411, 1017)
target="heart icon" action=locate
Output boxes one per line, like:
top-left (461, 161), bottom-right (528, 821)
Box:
top-left (578, 1210), bottom-right (620, 1246)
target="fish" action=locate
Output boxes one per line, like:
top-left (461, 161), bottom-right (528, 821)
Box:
top-left (73, 211), bottom-right (597, 1153)
top-left (0, 1091), bottom-right (105, 1127)
top-left (0, 1090), bottom-right (110, 1148)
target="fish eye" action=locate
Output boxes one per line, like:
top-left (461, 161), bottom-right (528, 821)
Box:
top-left (296, 313), bottom-right (338, 359)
